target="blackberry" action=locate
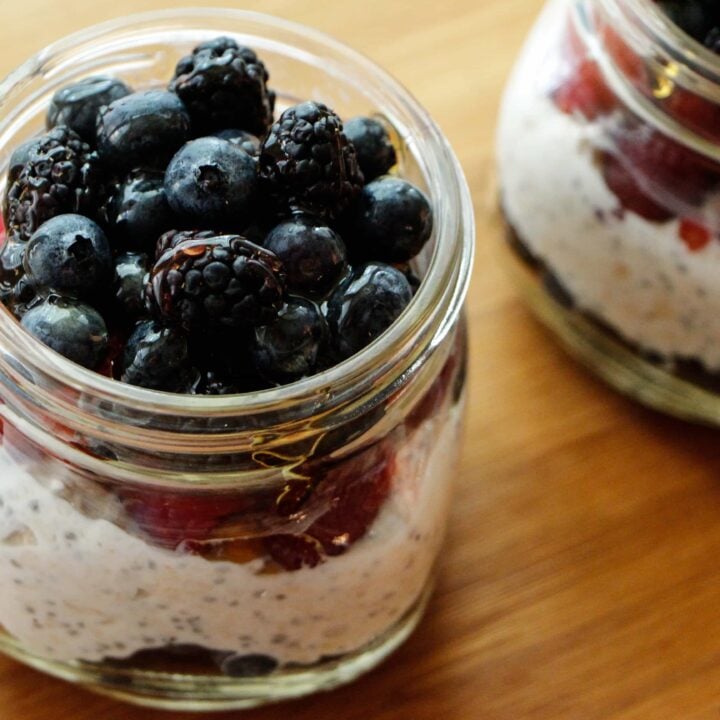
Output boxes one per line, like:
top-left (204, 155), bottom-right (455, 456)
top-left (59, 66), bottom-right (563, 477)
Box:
top-left (21, 295), bottom-right (108, 369)
top-left (259, 102), bottom-right (363, 218)
top-left (120, 319), bottom-right (197, 392)
top-left (4, 126), bottom-right (102, 242)
top-left (343, 116), bottom-right (397, 181)
top-left (155, 229), bottom-right (217, 259)
top-left (169, 37), bottom-right (274, 136)
top-left (146, 234), bottom-right (285, 332)
top-left (47, 76), bottom-right (131, 143)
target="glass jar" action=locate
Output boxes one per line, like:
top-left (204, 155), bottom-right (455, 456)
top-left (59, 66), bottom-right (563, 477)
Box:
top-left (0, 9), bottom-right (474, 711)
top-left (497, 0), bottom-right (720, 423)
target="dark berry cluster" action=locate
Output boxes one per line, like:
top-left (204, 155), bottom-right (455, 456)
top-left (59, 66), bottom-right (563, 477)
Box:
top-left (0, 38), bottom-right (433, 394)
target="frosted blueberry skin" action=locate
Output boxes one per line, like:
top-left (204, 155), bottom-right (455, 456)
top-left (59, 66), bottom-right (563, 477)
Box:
top-left (96, 90), bottom-right (191, 169)
top-left (344, 116), bottom-right (397, 182)
top-left (326, 262), bottom-right (413, 359)
top-left (349, 177), bottom-right (433, 263)
top-left (114, 252), bottom-right (149, 319)
top-left (24, 214), bottom-right (112, 298)
top-left (252, 297), bottom-right (327, 383)
top-left (212, 128), bottom-right (261, 156)
top-left (105, 169), bottom-right (178, 252)
top-left (21, 295), bottom-right (108, 369)
top-left (120, 319), bottom-right (195, 391)
top-left (47, 76), bottom-right (132, 143)
top-left (263, 215), bottom-right (347, 299)
top-left (164, 137), bottom-right (257, 227)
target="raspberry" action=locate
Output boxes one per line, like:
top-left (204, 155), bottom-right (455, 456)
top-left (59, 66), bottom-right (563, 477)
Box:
top-left (264, 441), bottom-right (394, 570)
top-left (259, 101), bottom-right (364, 218)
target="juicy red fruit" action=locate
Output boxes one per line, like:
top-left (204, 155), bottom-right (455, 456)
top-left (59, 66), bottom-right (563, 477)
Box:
top-left (264, 441), bottom-right (395, 570)
top-left (121, 490), bottom-right (249, 549)
top-left (679, 218), bottom-right (712, 252)
top-left (553, 58), bottom-right (617, 120)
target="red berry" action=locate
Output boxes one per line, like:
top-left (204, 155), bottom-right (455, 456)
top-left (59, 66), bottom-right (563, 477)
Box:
top-left (553, 59), bottom-right (617, 120)
top-left (121, 489), bottom-right (250, 549)
top-left (679, 218), bottom-right (712, 252)
top-left (601, 152), bottom-right (674, 222)
top-left (264, 440), bottom-right (395, 570)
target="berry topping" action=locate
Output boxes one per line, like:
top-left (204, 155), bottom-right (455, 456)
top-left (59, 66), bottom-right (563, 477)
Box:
top-left (326, 262), bottom-right (413, 360)
top-left (104, 169), bottom-right (177, 252)
top-left (263, 215), bottom-right (347, 299)
top-left (145, 235), bottom-right (285, 332)
top-left (47, 76), bottom-right (131, 143)
top-left (169, 37), bottom-right (274, 136)
top-left (0, 240), bottom-right (36, 317)
top-left (259, 101), bottom-right (364, 218)
top-left (24, 214), bottom-right (112, 298)
top-left (114, 251), bottom-right (149, 318)
top-left (96, 90), bottom-right (191, 169)
top-left (8, 138), bottom-right (42, 185)
top-left (21, 295), bottom-right (108, 369)
top-left (264, 440), bottom-right (394, 570)
top-left (154, 228), bottom-right (217, 259)
top-left (164, 137), bottom-right (257, 227)
top-left (4, 125), bottom-right (102, 242)
top-left (349, 177), bottom-right (433, 263)
top-left (120, 319), bottom-right (196, 391)
top-left (679, 218), bottom-right (712, 251)
top-left (343, 116), bottom-right (397, 181)
top-left (553, 58), bottom-right (617, 120)
top-left (252, 297), bottom-right (327, 383)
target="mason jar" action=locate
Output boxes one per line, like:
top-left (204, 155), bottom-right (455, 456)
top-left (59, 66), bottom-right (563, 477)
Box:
top-left (498, 0), bottom-right (720, 423)
top-left (0, 9), bottom-right (474, 710)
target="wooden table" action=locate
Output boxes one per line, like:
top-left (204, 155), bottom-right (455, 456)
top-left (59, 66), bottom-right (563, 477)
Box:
top-left (4, 0), bottom-right (720, 718)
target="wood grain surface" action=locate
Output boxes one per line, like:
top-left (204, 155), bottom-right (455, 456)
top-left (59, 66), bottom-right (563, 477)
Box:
top-left (4, 0), bottom-right (720, 718)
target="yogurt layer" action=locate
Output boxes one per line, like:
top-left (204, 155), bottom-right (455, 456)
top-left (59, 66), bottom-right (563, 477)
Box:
top-left (0, 403), bottom-right (460, 666)
top-left (498, 0), bottom-right (720, 371)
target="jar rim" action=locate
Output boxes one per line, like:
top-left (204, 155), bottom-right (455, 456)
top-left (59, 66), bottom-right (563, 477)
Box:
top-left (0, 7), bottom-right (474, 422)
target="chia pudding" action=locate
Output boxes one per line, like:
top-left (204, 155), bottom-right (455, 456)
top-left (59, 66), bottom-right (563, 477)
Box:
top-left (498, 0), bottom-right (720, 382)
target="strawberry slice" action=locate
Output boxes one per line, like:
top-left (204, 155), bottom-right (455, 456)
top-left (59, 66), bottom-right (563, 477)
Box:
top-left (264, 440), bottom-right (395, 570)
top-left (121, 489), bottom-right (250, 549)
top-left (553, 58), bottom-right (617, 120)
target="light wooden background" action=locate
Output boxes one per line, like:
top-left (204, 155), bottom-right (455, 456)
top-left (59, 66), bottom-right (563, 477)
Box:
top-left (4, 0), bottom-right (720, 718)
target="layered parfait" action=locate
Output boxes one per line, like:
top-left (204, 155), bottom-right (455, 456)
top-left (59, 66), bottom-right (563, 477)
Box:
top-left (498, 0), bottom-right (720, 387)
top-left (0, 35), bottom-right (466, 684)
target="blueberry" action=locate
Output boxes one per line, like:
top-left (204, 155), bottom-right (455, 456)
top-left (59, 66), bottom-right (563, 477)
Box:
top-left (263, 215), bottom-right (347, 299)
top-left (252, 297), bottom-right (327, 383)
top-left (350, 177), bottom-right (433, 263)
top-left (211, 128), bottom-right (261, 156)
top-left (25, 214), bottom-right (112, 297)
top-left (220, 653), bottom-right (278, 678)
top-left (21, 295), bottom-right (108, 369)
top-left (164, 137), bottom-right (256, 226)
top-left (326, 262), bottom-right (412, 359)
top-left (96, 90), bottom-right (191, 169)
top-left (47, 76), bottom-right (131, 143)
top-left (114, 252), bottom-right (149, 318)
top-left (344, 116), bottom-right (397, 181)
top-left (121, 319), bottom-right (196, 391)
top-left (105, 169), bottom-right (177, 251)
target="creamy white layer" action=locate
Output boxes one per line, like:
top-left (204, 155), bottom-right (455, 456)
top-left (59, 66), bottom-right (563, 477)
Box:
top-left (0, 404), bottom-right (460, 666)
